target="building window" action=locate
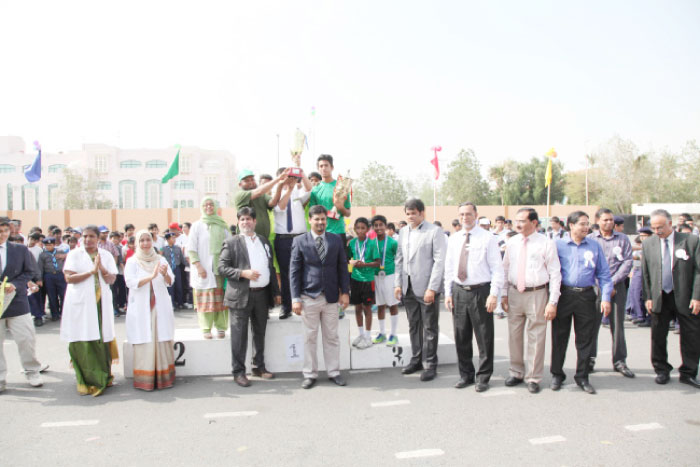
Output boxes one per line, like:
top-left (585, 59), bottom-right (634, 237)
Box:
top-left (173, 200), bottom-right (178, 208)
top-left (188, 200), bottom-right (194, 208)
top-left (144, 179), bottom-right (162, 209)
top-left (95, 154), bottom-right (108, 174)
top-left (48, 164), bottom-right (67, 173)
top-left (119, 180), bottom-right (137, 209)
top-left (204, 175), bottom-right (217, 193)
top-left (174, 180), bottom-right (194, 190)
top-left (120, 160), bottom-right (142, 169)
top-left (0, 164), bottom-right (16, 173)
top-left (6, 184), bottom-right (13, 209)
top-left (48, 183), bottom-right (59, 209)
top-left (97, 181), bottom-right (112, 190)
top-left (146, 160), bottom-right (167, 169)
top-left (180, 153), bottom-right (192, 174)
top-left (22, 184), bottom-right (39, 210)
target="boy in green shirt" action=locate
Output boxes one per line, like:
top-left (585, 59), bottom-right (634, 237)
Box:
top-left (308, 154), bottom-right (351, 246)
top-left (371, 215), bottom-right (400, 346)
top-left (348, 217), bottom-right (379, 349)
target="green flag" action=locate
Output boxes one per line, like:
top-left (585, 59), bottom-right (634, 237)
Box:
top-left (161, 150), bottom-right (180, 183)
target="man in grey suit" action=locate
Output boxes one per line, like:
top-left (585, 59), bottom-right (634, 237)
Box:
top-left (394, 198), bottom-right (447, 382)
top-left (218, 207), bottom-right (281, 387)
top-left (642, 209), bottom-right (700, 388)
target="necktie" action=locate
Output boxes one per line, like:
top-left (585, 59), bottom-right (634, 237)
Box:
top-left (457, 233), bottom-right (470, 282)
top-left (50, 250), bottom-right (58, 271)
top-left (287, 201), bottom-right (293, 233)
top-left (316, 236), bottom-right (326, 263)
top-left (170, 249), bottom-right (176, 270)
top-left (662, 238), bottom-right (673, 293)
top-left (517, 237), bottom-right (528, 292)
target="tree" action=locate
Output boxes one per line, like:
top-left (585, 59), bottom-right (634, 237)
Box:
top-left (488, 160), bottom-right (519, 205)
top-left (404, 173), bottom-right (445, 206)
top-left (441, 149), bottom-right (490, 205)
top-left (352, 162), bottom-right (408, 207)
top-left (500, 156), bottom-right (565, 205)
top-left (58, 168), bottom-right (113, 209)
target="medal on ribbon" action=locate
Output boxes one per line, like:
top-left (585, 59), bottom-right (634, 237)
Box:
top-left (583, 250), bottom-right (595, 268)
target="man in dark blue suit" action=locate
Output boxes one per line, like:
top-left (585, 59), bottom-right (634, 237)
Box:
top-left (290, 205), bottom-right (350, 389)
top-left (0, 217), bottom-right (45, 392)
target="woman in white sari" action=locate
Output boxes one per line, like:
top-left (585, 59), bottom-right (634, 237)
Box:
top-left (124, 230), bottom-right (176, 391)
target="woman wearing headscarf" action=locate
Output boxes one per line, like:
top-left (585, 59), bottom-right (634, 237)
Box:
top-left (61, 224), bottom-right (118, 396)
top-left (187, 196), bottom-right (232, 339)
top-left (124, 230), bottom-right (176, 390)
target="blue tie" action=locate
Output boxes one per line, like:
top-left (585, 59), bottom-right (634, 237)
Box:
top-left (50, 250), bottom-right (58, 271)
top-left (662, 238), bottom-right (673, 293)
top-left (286, 201), bottom-right (293, 233)
top-left (170, 249), bottom-right (176, 270)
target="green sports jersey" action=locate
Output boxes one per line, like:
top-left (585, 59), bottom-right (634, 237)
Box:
top-left (348, 237), bottom-right (379, 282)
top-left (309, 180), bottom-right (351, 235)
top-left (374, 236), bottom-right (398, 276)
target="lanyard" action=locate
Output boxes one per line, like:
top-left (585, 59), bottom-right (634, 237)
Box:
top-left (376, 238), bottom-right (388, 268)
top-left (354, 238), bottom-right (367, 262)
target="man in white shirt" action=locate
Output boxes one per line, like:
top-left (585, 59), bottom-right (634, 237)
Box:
top-left (218, 207), bottom-right (281, 387)
top-left (445, 202), bottom-right (505, 392)
top-left (501, 208), bottom-right (561, 393)
top-left (273, 167), bottom-right (312, 319)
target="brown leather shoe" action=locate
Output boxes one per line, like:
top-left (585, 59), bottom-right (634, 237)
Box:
top-left (251, 368), bottom-right (275, 380)
top-left (234, 374), bottom-right (251, 387)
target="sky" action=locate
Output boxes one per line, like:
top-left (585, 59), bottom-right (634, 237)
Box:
top-left (1, 0), bottom-right (699, 180)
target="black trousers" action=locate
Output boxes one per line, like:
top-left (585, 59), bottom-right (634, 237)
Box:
top-left (167, 266), bottom-right (184, 308)
top-left (551, 288), bottom-right (597, 382)
top-left (452, 284), bottom-right (493, 383)
top-left (110, 274), bottom-right (127, 310)
top-left (403, 279), bottom-right (440, 369)
top-left (44, 272), bottom-right (67, 318)
top-left (229, 289), bottom-right (269, 376)
top-left (592, 281), bottom-right (628, 365)
top-left (274, 235), bottom-right (295, 313)
top-left (651, 292), bottom-right (700, 378)
top-left (181, 264), bottom-right (192, 304)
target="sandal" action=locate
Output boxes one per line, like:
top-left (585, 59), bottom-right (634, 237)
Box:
top-left (217, 330), bottom-right (226, 339)
top-left (203, 332), bottom-right (213, 340)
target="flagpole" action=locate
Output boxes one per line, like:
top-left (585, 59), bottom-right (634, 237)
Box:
top-left (433, 178), bottom-right (437, 222)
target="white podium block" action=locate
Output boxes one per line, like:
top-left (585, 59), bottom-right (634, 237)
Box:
top-left (349, 333), bottom-right (457, 370)
top-left (123, 315), bottom-right (351, 378)
top-left (263, 314), bottom-right (351, 373)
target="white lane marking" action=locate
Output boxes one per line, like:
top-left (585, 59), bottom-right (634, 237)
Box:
top-left (494, 337), bottom-right (504, 341)
top-left (41, 420), bottom-right (99, 428)
top-left (350, 369), bottom-right (380, 374)
top-left (481, 390), bottom-right (516, 397)
top-left (625, 423), bottom-right (664, 432)
top-left (529, 435), bottom-right (566, 445)
top-left (493, 358), bottom-right (510, 363)
top-left (395, 449), bottom-right (444, 459)
top-left (203, 411), bottom-right (258, 419)
top-left (371, 400), bottom-right (410, 408)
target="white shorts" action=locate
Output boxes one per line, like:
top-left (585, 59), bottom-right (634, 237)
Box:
top-left (374, 273), bottom-right (399, 307)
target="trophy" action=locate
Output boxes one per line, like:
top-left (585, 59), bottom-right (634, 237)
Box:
top-left (329, 173), bottom-right (353, 220)
top-left (290, 128), bottom-right (306, 168)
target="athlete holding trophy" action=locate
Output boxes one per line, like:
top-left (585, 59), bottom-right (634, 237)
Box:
top-left (309, 154), bottom-right (352, 247)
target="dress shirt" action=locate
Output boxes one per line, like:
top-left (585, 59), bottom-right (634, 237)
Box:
top-left (548, 229), bottom-right (569, 240)
top-left (503, 232), bottom-right (561, 303)
top-left (444, 225), bottom-right (504, 298)
top-left (273, 185), bottom-right (309, 234)
top-left (588, 231), bottom-right (633, 285)
top-left (310, 230), bottom-right (326, 242)
top-left (98, 240), bottom-right (120, 259)
top-left (556, 237), bottom-right (613, 301)
top-left (37, 250), bottom-right (66, 275)
top-left (403, 221), bottom-right (425, 276)
top-left (244, 235), bottom-right (270, 288)
top-left (0, 241), bottom-right (7, 275)
top-left (659, 231), bottom-right (675, 268)
top-left (175, 233), bottom-right (188, 249)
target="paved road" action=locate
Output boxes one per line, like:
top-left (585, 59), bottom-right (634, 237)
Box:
top-left (1, 305), bottom-right (699, 467)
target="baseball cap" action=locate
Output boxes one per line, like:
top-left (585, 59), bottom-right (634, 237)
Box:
top-left (168, 222), bottom-right (181, 231)
top-left (98, 225), bottom-right (109, 233)
top-left (613, 216), bottom-right (625, 225)
top-left (478, 218), bottom-right (491, 226)
top-left (638, 226), bottom-right (652, 234)
top-left (42, 237), bottom-right (56, 244)
top-left (238, 169), bottom-right (255, 182)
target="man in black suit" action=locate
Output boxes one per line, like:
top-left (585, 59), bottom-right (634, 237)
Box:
top-left (0, 217), bottom-right (44, 392)
top-left (642, 209), bottom-right (700, 388)
top-left (218, 207), bottom-right (281, 388)
top-left (290, 205), bottom-right (350, 389)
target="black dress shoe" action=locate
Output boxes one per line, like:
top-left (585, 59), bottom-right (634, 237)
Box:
top-left (576, 380), bottom-right (597, 394)
top-left (301, 378), bottom-right (317, 389)
top-left (420, 369), bottom-right (436, 382)
top-left (454, 377), bottom-right (475, 389)
top-left (587, 358), bottom-right (596, 374)
top-left (279, 310), bottom-right (292, 320)
top-left (251, 368), bottom-right (275, 379)
top-left (234, 374), bottom-right (251, 387)
top-left (401, 363), bottom-right (424, 375)
top-left (504, 376), bottom-right (524, 387)
top-left (679, 375), bottom-right (700, 389)
top-left (475, 382), bottom-right (489, 393)
top-left (527, 382), bottom-right (540, 394)
top-left (329, 375), bottom-right (346, 386)
top-left (614, 364), bottom-right (635, 378)
top-left (550, 375), bottom-right (564, 391)
top-left (34, 318), bottom-right (43, 327)
top-left (637, 321), bottom-right (651, 328)
top-left (655, 373), bottom-right (670, 385)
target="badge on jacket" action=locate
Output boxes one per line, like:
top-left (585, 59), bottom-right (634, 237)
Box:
top-left (675, 249), bottom-right (689, 261)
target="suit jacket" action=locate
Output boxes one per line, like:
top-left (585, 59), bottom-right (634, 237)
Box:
top-left (394, 221), bottom-right (447, 297)
top-left (218, 234), bottom-right (280, 310)
top-left (1, 242), bottom-right (35, 318)
top-left (289, 232), bottom-right (350, 304)
top-left (641, 232), bottom-right (700, 316)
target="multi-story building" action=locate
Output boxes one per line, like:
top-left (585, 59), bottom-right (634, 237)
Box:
top-left (0, 137), bottom-right (237, 210)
